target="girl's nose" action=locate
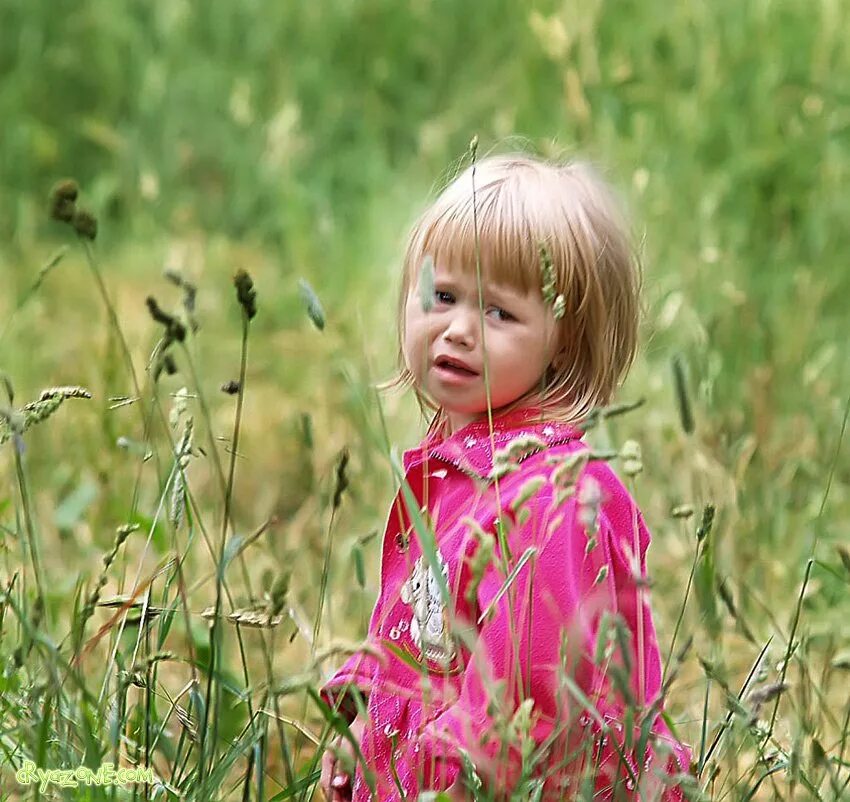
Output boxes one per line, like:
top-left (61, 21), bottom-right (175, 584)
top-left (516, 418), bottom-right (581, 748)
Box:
top-left (442, 307), bottom-right (478, 348)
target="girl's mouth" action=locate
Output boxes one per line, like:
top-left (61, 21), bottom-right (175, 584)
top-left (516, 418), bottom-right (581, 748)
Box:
top-left (433, 361), bottom-right (478, 383)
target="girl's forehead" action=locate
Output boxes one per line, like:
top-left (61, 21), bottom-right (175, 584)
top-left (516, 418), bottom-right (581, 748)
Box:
top-left (431, 259), bottom-right (526, 297)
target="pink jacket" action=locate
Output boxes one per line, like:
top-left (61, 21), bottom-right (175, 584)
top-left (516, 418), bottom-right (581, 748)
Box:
top-left (321, 408), bottom-right (691, 801)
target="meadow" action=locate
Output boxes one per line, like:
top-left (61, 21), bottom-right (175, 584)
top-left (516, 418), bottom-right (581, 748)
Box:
top-left (0, 1), bottom-right (848, 799)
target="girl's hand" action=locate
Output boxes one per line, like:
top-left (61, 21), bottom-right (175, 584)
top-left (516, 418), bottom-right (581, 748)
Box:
top-left (320, 714), bottom-right (365, 802)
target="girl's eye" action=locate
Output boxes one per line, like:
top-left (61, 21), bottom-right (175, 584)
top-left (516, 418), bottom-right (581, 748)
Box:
top-left (434, 290), bottom-right (454, 304)
top-left (487, 306), bottom-right (514, 322)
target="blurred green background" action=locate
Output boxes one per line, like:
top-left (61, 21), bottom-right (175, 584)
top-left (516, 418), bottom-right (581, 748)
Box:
top-left (1, 0), bottom-right (849, 795)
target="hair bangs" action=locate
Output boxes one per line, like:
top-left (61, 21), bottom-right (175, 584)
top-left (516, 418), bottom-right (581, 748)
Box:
top-left (412, 182), bottom-right (542, 297)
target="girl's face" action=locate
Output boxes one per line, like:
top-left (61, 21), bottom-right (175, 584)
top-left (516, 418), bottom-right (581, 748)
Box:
top-left (403, 259), bottom-right (559, 435)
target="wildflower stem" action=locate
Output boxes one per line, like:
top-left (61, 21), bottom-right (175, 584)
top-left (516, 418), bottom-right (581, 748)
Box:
top-left (263, 631), bottom-right (296, 789)
top-left (81, 240), bottom-right (143, 403)
top-left (0, 247), bottom-right (67, 347)
top-left (662, 520), bottom-right (700, 683)
top-left (207, 312), bottom-right (252, 779)
top-left (13, 440), bottom-right (47, 612)
top-left (312, 505), bottom-right (340, 650)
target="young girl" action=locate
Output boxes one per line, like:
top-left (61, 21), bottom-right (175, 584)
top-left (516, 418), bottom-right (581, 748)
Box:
top-left (319, 154), bottom-right (692, 801)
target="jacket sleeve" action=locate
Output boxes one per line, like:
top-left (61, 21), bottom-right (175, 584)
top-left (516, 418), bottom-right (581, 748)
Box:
top-left (407, 472), bottom-right (692, 798)
top-left (319, 647), bottom-right (381, 723)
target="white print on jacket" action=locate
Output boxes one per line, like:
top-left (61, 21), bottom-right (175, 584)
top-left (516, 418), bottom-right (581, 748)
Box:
top-left (399, 549), bottom-right (456, 666)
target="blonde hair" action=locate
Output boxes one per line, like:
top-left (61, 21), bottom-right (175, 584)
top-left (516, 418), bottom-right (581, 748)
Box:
top-left (381, 152), bottom-right (641, 437)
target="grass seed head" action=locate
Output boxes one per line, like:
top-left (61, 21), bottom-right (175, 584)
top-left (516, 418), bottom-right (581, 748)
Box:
top-left (332, 447), bottom-right (350, 510)
top-left (539, 244), bottom-right (557, 306)
top-left (578, 475), bottom-right (602, 532)
top-left (837, 544), bottom-right (850, 575)
top-left (146, 296), bottom-right (187, 342)
top-left (297, 278), bottom-right (324, 330)
top-left (49, 179), bottom-right (79, 223)
top-left (52, 179), bottom-right (79, 203)
top-left (72, 209), bottom-right (98, 240)
top-left (169, 471), bottom-right (185, 529)
top-left (671, 354), bottom-right (694, 434)
top-left (50, 197), bottom-right (76, 224)
top-left (419, 254), bottom-right (436, 312)
top-left (696, 504), bottom-right (716, 543)
top-left (749, 682), bottom-right (789, 705)
top-left (548, 450), bottom-right (590, 488)
top-left (164, 268), bottom-right (199, 326)
top-left (153, 352), bottom-right (177, 381)
top-left (552, 293), bottom-right (565, 320)
top-left (269, 571), bottom-right (291, 617)
top-left (175, 705), bottom-right (199, 742)
top-left (620, 439), bottom-right (643, 477)
top-left (511, 477), bottom-right (546, 511)
top-left (1, 373), bottom-right (13, 404)
top-left (234, 269), bottom-right (258, 320)
top-left (37, 386), bottom-right (92, 401)
top-left (229, 609), bottom-right (283, 628)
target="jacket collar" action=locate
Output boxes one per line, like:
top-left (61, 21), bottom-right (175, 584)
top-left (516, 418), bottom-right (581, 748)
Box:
top-left (402, 407), bottom-right (583, 481)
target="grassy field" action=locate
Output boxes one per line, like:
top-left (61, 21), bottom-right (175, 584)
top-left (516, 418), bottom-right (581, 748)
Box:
top-left (1, 1), bottom-right (849, 800)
